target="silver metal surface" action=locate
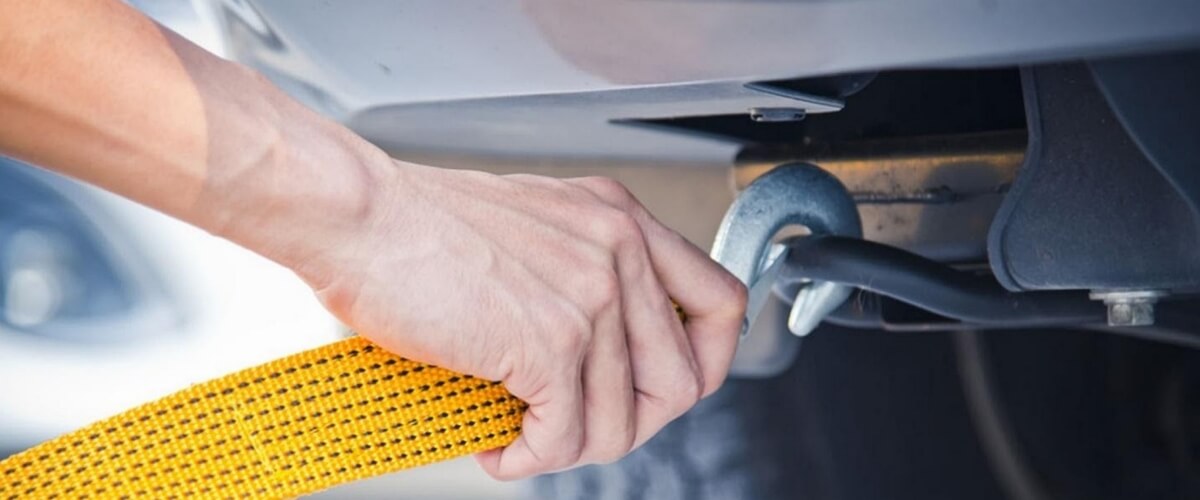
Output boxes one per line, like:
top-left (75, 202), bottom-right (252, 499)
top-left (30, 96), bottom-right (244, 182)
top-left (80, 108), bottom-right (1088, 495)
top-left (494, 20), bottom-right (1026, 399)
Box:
top-left (744, 244), bottom-right (789, 338)
top-left (351, 82), bottom-right (840, 163)
top-left (711, 163), bottom-right (862, 376)
top-left (749, 108), bottom-right (806, 123)
top-left (214, 0), bottom-right (1200, 162)
top-left (787, 280), bottom-right (849, 337)
top-left (1088, 290), bottom-right (1168, 327)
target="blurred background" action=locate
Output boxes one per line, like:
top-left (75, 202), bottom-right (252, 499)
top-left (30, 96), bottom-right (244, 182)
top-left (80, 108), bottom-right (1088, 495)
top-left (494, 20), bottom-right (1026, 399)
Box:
top-left (7, 1), bottom-right (1200, 499)
top-left (0, 3), bottom-right (741, 499)
top-left (0, 1), bottom-right (522, 498)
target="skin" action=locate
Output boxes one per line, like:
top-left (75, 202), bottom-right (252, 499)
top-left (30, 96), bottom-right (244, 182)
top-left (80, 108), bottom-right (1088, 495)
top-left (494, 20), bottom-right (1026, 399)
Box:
top-left (0, 0), bottom-right (747, 480)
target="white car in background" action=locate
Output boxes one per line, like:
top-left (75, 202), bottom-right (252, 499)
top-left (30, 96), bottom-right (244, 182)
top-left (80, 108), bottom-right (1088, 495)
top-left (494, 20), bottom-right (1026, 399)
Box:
top-left (5, 0), bottom-right (1200, 499)
top-left (0, 3), bottom-right (517, 498)
top-left (0, 160), bottom-right (342, 456)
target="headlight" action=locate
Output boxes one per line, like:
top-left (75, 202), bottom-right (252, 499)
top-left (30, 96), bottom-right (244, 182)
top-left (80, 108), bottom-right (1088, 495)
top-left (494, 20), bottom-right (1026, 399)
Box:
top-left (0, 157), bottom-right (181, 341)
top-left (0, 155), bottom-right (337, 456)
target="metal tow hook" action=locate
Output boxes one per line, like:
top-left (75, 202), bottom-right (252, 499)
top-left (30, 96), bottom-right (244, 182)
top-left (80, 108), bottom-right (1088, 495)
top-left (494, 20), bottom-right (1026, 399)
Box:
top-left (711, 163), bottom-right (861, 377)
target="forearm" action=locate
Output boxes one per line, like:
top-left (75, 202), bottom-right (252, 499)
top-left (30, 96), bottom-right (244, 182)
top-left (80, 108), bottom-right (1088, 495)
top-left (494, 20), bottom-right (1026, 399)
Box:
top-left (1, 2), bottom-right (750, 480)
top-left (0, 0), bottom-right (393, 276)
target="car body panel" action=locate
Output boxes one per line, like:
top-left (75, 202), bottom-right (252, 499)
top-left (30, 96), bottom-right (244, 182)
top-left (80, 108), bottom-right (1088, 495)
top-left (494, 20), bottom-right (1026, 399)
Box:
top-left (210, 0), bottom-right (1200, 161)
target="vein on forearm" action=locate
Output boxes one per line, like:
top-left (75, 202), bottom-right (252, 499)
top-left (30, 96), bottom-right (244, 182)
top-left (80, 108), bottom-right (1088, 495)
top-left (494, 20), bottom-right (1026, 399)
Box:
top-left (0, 0), bottom-right (389, 278)
top-left (0, 0), bottom-right (210, 217)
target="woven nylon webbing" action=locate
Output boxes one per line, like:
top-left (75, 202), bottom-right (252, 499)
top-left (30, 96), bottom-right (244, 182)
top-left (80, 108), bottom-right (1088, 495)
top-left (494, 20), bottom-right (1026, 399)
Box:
top-left (0, 337), bottom-right (526, 499)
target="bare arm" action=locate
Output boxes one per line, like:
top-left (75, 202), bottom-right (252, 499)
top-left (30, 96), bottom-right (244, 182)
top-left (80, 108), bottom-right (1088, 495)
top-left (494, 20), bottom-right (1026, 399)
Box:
top-left (0, 0), bottom-right (382, 270)
top-left (0, 0), bottom-right (746, 479)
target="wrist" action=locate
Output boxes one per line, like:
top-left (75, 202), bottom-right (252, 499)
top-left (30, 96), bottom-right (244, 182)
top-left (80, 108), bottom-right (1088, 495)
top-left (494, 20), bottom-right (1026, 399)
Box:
top-left (193, 68), bottom-right (402, 284)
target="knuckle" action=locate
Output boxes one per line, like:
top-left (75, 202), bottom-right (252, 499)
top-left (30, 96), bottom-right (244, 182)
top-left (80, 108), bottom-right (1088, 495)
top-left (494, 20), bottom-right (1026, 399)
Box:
top-left (549, 310), bottom-right (591, 356)
top-left (594, 434), bottom-right (635, 464)
top-left (673, 376), bottom-right (704, 414)
top-left (723, 273), bottom-right (750, 315)
top-left (312, 281), bottom-right (358, 320)
top-left (701, 369), bottom-right (727, 398)
top-left (552, 438), bottom-right (586, 469)
top-left (505, 173), bottom-right (537, 183)
top-left (580, 176), bottom-right (633, 203)
top-left (582, 268), bottom-right (622, 314)
top-left (593, 209), bottom-right (642, 248)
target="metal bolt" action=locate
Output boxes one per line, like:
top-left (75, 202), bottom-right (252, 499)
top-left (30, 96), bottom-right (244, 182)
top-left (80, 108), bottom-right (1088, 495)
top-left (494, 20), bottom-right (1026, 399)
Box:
top-left (1088, 290), bottom-right (1167, 327)
top-left (749, 107), bottom-right (806, 123)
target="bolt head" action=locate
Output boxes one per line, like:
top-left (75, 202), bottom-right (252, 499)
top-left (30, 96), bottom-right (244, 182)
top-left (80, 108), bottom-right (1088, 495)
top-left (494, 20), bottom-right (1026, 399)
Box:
top-left (749, 107), bottom-right (807, 123)
top-left (1107, 301), bottom-right (1155, 327)
top-left (1089, 290), bottom-right (1166, 327)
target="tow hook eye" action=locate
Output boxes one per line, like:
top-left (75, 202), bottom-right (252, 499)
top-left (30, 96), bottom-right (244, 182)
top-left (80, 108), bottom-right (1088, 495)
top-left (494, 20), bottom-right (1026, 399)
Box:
top-left (710, 163), bottom-right (861, 376)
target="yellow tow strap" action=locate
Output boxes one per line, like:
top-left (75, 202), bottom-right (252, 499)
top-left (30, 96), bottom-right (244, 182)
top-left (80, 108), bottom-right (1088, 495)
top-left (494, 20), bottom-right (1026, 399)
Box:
top-left (0, 337), bottom-right (526, 499)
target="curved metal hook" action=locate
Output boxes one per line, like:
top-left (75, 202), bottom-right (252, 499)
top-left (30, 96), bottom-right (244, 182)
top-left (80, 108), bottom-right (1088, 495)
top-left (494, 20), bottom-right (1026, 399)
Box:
top-left (711, 163), bottom-right (861, 371)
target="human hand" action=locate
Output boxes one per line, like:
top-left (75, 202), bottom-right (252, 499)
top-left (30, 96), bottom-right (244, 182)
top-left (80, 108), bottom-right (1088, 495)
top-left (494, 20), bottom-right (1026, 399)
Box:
top-left (0, 0), bottom-right (746, 478)
top-left (296, 162), bottom-right (747, 479)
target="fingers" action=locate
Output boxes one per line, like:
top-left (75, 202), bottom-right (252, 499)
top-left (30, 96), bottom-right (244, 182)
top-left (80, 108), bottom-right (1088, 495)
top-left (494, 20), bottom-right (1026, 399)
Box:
top-left (606, 213), bottom-right (703, 448)
top-left (568, 177), bottom-right (747, 397)
top-left (626, 283), bottom-right (704, 448)
top-left (480, 174), bottom-right (741, 478)
top-left (576, 303), bottom-right (636, 464)
top-left (476, 374), bottom-right (585, 480)
top-left (480, 207), bottom-right (643, 478)
top-left (641, 225), bottom-right (746, 398)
